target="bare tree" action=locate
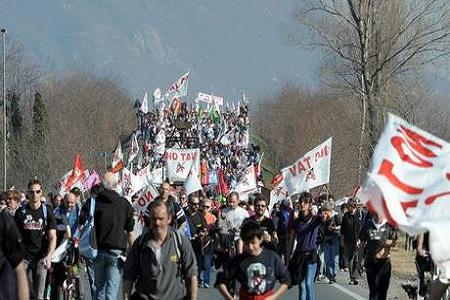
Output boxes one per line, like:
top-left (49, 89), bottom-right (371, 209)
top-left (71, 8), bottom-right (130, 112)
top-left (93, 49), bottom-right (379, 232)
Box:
top-left (292, 0), bottom-right (450, 180)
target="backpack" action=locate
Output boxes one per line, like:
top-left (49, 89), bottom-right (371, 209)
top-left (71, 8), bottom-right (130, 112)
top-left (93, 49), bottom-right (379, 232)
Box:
top-left (78, 197), bottom-right (98, 260)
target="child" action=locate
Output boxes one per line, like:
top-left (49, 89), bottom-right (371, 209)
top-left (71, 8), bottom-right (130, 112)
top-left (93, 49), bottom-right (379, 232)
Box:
top-left (216, 220), bottom-right (290, 300)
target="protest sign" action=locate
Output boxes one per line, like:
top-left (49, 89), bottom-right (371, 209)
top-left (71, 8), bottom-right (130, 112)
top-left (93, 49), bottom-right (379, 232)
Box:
top-left (165, 148), bottom-right (200, 182)
top-left (281, 137), bottom-right (332, 194)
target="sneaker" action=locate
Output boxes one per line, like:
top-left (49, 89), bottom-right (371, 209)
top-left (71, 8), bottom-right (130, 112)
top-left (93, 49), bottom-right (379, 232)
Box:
top-left (349, 280), bottom-right (359, 285)
top-left (204, 283), bottom-right (210, 288)
top-left (328, 279), bottom-right (336, 284)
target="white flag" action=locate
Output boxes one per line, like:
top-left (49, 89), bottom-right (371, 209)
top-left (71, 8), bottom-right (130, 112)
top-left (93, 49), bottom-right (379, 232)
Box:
top-left (281, 138), bottom-right (332, 194)
top-left (128, 133), bottom-right (139, 164)
top-left (140, 92), bottom-right (148, 114)
top-left (269, 172), bottom-right (288, 212)
top-left (167, 71), bottom-right (189, 99)
top-left (357, 113), bottom-right (450, 278)
top-left (120, 168), bottom-right (145, 202)
top-left (153, 88), bottom-right (163, 105)
top-left (233, 165), bottom-right (257, 196)
top-left (184, 162), bottom-right (202, 196)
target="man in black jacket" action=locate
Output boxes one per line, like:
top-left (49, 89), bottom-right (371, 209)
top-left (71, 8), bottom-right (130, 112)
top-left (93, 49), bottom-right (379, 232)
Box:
top-left (340, 199), bottom-right (364, 285)
top-left (80, 172), bottom-right (135, 300)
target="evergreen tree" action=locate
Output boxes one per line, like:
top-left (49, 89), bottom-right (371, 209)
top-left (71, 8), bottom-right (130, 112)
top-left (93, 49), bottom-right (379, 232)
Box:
top-left (33, 92), bottom-right (49, 142)
top-left (32, 92), bottom-right (51, 181)
top-left (10, 92), bottom-right (23, 137)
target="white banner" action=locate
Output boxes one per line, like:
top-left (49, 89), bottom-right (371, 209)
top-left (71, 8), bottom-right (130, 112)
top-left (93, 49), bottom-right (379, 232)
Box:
top-left (165, 148), bottom-right (200, 182)
top-left (357, 114), bottom-right (450, 277)
top-left (195, 92), bottom-right (224, 106)
top-left (281, 137), bottom-right (332, 194)
top-left (132, 184), bottom-right (159, 213)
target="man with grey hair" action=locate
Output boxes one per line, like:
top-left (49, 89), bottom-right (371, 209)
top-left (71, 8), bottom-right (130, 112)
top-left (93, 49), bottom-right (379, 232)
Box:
top-left (79, 171), bottom-right (135, 300)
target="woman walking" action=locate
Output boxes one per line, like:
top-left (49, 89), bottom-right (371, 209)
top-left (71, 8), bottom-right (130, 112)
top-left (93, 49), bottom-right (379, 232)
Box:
top-left (287, 192), bottom-right (325, 300)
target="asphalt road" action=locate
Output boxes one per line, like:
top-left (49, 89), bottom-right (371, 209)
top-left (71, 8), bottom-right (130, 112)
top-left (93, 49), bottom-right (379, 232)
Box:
top-left (78, 266), bottom-right (370, 300)
top-left (198, 270), bottom-right (370, 300)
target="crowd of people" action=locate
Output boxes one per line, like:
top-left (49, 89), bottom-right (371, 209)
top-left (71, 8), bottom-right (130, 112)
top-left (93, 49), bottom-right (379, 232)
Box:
top-left (0, 99), bottom-right (448, 300)
top-left (133, 100), bottom-right (263, 193)
top-left (3, 175), bottom-right (446, 300)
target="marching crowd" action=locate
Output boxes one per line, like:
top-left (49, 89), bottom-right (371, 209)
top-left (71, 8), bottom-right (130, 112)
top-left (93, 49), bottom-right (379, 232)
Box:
top-left (0, 100), bottom-right (448, 300)
top-left (3, 175), bottom-right (438, 300)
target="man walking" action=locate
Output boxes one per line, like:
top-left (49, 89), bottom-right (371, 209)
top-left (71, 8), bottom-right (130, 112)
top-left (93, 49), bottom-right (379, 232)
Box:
top-left (123, 199), bottom-right (198, 300)
top-left (79, 172), bottom-right (135, 299)
top-left (340, 198), bottom-right (363, 285)
top-left (14, 179), bottom-right (57, 300)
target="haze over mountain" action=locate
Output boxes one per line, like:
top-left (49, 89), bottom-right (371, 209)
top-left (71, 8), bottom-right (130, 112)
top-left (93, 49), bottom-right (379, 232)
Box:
top-left (1, 0), bottom-right (324, 102)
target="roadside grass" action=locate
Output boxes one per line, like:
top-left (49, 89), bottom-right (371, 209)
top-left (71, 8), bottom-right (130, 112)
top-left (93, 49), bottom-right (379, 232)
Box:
top-left (391, 232), bottom-right (417, 278)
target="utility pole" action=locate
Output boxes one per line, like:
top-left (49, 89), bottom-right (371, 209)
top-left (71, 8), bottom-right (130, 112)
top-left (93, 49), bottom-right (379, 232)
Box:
top-left (1, 28), bottom-right (7, 190)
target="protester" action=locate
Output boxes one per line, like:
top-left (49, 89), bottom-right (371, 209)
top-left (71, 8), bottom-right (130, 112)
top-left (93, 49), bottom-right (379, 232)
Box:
top-left (0, 209), bottom-right (29, 300)
top-left (186, 193), bottom-right (208, 287)
top-left (415, 232), bottom-right (432, 300)
top-left (287, 192), bottom-right (325, 300)
top-left (223, 191), bottom-right (249, 255)
top-left (243, 194), bottom-right (278, 252)
top-left (275, 199), bottom-right (291, 264)
top-left (14, 179), bottom-right (57, 300)
top-left (340, 198), bottom-right (363, 285)
top-left (321, 200), bottom-right (341, 284)
top-left (150, 182), bottom-right (189, 235)
top-left (216, 220), bottom-right (290, 300)
top-left (6, 190), bottom-right (21, 216)
top-left (358, 211), bottom-right (397, 300)
top-left (201, 198), bottom-right (217, 288)
top-left (79, 172), bottom-right (135, 300)
top-left (123, 199), bottom-right (198, 300)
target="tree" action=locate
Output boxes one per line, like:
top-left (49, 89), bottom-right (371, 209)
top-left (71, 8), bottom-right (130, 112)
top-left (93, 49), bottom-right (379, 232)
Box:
top-left (292, 0), bottom-right (450, 180)
top-left (10, 92), bottom-right (23, 137)
top-left (32, 92), bottom-right (50, 179)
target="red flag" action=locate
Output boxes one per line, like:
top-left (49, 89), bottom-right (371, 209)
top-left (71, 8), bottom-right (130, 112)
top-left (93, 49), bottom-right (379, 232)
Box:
top-left (200, 160), bottom-right (209, 185)
top-left (218, 168), bottom-right (229, 195)
top-left (65, 154), bottom-right (86, 189)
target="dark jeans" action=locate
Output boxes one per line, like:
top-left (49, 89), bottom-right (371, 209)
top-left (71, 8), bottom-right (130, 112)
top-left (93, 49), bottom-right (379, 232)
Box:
top-left (366, 259), bottom-right (391, 300)
top-left (277, 237), bottom-right (287, 264)
top-left (324, 236), bottom-right (340, 280)
top-left (343, 243), bottom-right (359, 280)
top-left (416, 255), bottom-right (433, 297)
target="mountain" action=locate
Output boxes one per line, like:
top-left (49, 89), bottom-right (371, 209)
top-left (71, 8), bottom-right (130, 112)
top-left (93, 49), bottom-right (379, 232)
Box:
top-left (1, 0), bottom-right (319, 102)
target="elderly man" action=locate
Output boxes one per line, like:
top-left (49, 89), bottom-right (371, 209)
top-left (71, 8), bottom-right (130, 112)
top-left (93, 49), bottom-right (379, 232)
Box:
top-left (79, 171), bottom-right (135, 300)
top-left (123, 199), bottom-right (198, 300)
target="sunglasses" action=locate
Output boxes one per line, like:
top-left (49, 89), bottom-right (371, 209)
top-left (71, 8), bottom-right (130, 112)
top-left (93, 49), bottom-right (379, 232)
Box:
top-left (190, 202), bottom-right (200, 206)
top-left (28, 190), bottom-right (41, 195)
